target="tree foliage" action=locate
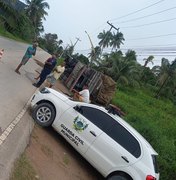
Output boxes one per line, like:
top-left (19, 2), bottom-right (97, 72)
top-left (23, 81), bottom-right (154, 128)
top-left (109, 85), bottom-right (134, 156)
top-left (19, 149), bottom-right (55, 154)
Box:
top-left (25, 0), bottom-right (49, 36)
top-left (0, 0), bottom-right (36, 40)
top-left (143, 55), bottom-right (154, 67)
top-left (97, 30), bottom-right (125, 53)
top-left (38, 33), bottom-right (63, 54)
top-left (155, 58), bottom-right (176, 100)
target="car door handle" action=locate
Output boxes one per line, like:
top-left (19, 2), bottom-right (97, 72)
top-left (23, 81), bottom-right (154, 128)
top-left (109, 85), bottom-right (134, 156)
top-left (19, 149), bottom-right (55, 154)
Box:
top-left (90, 131), bottom-right (97, 137)
top-left (121, 156), bottom-right (129, 163)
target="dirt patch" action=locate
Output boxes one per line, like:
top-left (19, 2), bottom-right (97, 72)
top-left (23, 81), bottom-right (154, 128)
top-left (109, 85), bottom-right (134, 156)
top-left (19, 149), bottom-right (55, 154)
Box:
top-left (25, 125), bottom-right (103, 180)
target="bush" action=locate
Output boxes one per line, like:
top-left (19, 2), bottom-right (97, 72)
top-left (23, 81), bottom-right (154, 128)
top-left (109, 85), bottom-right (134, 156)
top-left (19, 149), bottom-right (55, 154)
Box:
top-left (112, 88), bottom-right (176, 179)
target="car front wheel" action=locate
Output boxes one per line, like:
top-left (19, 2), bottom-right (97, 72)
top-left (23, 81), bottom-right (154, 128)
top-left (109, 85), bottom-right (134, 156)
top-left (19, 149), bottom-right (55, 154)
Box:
top-left (32, 102), bottom-right (56, 127)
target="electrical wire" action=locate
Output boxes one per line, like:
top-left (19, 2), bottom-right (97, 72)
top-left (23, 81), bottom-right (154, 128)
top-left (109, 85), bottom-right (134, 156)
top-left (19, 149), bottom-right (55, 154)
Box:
top-left (109, 0), bottom-right (166, 21)
top-left (89, 0), bottom-right (168, 36)
top-left (76, 44), bottom-right (176, 54)
top-left (120, 17), bottom-right (176, 28)
top-left (127, 33), bottom-right (176, 40)
top-left (127, 53), bottom-right (176, 56)
top-left (121, 43), bottom-right (176, 48)
top-left (113, 6), bottom-right (176, 24)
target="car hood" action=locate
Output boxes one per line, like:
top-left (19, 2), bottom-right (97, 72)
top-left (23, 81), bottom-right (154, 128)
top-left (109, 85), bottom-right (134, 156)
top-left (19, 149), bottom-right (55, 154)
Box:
top-left (49, 88), bottom-right (70, 101)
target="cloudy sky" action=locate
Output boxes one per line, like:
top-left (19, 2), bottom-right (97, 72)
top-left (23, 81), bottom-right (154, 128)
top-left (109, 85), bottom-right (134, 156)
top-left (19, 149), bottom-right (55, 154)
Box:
top-left (22, 0), bottom-right (176, 66)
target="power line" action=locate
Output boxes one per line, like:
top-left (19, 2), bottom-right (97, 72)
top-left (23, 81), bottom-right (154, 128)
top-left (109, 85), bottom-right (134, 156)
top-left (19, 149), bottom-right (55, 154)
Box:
top-left (136, 51), bottom-right (176, 54)
top-left (120, 17), bottom-right (176, 28)
top-left (104, 47), bottom-right (176, 52)
top-left (127, 33), bottom-right (176, 40)
top-left (137, 54), bottom-right (176, 56)
top-left (121, 43), bottom-right (176, 48)
top-left (90, 23), bottom-right (108, 35)
top-left (101, 49), bottom-right (176, 57)
top-left (109, 0), bottom-right (166, 21)
top-left (121, 49), bottom-right (176, 52)
top-left (121, 47), bottom-right (176, 51)
top-left (89, 0), bottom-right (167, 37)
top-left (113, 6), bottom-right (176, 24)
top-left (76, 44), bottom-right (176, 54)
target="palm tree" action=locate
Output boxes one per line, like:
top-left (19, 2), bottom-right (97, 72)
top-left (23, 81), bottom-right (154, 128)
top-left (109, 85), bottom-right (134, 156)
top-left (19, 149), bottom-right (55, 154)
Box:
top-left (124, 50), bottom-right (137, 62)
top-left (155, 58), bottom-right (176, 98)
top-left (98, 30), bottom-right (112, 49)
top-left (109, 31), bottom-right (125, 51)
top-left (143, 55), bottom-right (154, 67)
top-left (25, 0), bottom-right (49, 35)
top-left (98, 51), bottom-right (140, 87)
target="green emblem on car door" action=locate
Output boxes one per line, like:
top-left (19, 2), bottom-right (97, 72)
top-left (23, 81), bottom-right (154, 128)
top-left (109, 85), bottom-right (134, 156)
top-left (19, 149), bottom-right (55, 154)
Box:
top-left (73, 116), bottom-right (88, 132)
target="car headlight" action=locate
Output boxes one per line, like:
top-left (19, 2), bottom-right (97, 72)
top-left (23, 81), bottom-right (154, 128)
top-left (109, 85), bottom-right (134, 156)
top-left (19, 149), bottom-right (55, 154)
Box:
top-left (40, 87), bottom-right (51, 94)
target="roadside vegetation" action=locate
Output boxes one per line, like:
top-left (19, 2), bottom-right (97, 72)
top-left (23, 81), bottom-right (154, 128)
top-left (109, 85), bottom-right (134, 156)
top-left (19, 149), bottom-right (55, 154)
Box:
top-left (10, 154), bottom-right (38, 180)
top-left (1, 0), bottom-right (176, 179)
top-left (112, 88), bottom-right (176, 179)
top-left (0, 27), bottom-right (25, 42)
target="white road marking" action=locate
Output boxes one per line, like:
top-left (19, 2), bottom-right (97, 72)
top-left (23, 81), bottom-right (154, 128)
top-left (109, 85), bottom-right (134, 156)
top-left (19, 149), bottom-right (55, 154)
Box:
top-left (0, 94), bottom-right (35, 146)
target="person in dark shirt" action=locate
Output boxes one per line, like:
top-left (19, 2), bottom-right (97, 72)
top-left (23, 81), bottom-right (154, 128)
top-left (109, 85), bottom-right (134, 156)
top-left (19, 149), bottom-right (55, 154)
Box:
top-left (33, 54), bottom-right (57, 88)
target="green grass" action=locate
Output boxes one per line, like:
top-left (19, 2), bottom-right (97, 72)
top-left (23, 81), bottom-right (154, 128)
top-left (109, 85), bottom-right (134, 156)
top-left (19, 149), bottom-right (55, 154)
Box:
top-left (10, 154), bottom-right (38, 180)
top-left (41, 144), bottom-right (53, 159)
top-left (63, 154), bottom-right (70, 165)
top-left (112, 88), bottom-right (176, 179)
top-left (0, 27), bottom-right (26, 43)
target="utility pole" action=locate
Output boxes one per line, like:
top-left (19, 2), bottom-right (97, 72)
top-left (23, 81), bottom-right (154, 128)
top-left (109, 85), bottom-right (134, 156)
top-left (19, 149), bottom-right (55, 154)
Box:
top-left (107, 21), bottom-right (119, 31)
top-left (73, 37), bottom-right (81, 49)
top-left (99, 21), bottom-right (119, 55)
top-left (85, 31), bottom-right (96, 67)
top-left (65, 37), bottom-right (81, 58)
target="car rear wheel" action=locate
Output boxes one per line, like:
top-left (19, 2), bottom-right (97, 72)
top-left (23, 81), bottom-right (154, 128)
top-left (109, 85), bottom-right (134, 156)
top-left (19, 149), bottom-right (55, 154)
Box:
top-left (32, 102), bottom-right (56, 127)
top-left (107, 174), bottom-right (131, 180)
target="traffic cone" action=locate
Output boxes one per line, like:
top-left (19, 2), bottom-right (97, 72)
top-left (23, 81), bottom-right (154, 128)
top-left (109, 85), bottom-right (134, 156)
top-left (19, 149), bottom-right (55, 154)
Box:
top-left (0, 49), bottom-right (4, 60)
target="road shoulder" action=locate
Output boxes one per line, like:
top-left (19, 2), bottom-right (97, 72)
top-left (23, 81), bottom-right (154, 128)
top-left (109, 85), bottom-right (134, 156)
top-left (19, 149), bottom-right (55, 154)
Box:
top-left (0, 110), bottom-right (34, 180)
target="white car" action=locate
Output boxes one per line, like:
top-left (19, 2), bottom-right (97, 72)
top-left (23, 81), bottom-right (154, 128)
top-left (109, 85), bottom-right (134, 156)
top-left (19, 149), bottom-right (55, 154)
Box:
top-left (31, 87), bottom-right (159, 180)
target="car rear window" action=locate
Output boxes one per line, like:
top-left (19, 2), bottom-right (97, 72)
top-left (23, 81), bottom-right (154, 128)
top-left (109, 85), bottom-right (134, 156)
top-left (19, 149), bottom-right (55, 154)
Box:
top-left (106, 121), bottom-right (141, 158)
top-left (77, 106), bottom-right (141, 158)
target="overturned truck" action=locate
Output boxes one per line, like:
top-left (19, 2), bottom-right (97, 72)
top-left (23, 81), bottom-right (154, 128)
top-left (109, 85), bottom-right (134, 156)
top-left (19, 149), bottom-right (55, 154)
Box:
top-left (61, 60), bottom-right (116, 106)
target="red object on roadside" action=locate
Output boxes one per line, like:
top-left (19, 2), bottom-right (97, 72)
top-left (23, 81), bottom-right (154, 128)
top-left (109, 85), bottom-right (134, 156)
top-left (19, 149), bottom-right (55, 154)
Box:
top-left (0, 49), bottom-right (4, 59)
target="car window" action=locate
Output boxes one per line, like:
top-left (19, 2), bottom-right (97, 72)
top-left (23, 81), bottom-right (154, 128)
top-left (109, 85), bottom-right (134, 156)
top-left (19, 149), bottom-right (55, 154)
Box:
top-left (106, 121), bottom-right (141, 158)
top-left (76, 106), bottom-right (141, 158)
top-left (77, 106), bottom-right (115, 132)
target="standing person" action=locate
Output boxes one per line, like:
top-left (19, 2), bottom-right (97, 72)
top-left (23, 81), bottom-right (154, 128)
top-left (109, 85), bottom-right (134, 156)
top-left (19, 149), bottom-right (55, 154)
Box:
top-left (46, 62), bottom-right (65, 88)
top-left (15, 42), bottom-right (38, 74)
top-left (73, 85), bottom-right (90, 103)
top-left (33, 54), bottom-right (57, 88)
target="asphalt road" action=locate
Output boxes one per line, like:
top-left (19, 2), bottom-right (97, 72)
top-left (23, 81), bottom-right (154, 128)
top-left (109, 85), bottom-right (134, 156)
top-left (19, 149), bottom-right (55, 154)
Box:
top-left (0, 36), bottom-right (49, 132)
top-left (0, 36), bottom-right (50, 179)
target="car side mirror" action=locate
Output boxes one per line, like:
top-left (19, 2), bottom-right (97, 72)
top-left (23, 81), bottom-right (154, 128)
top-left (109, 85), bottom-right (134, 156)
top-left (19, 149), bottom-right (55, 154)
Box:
top-left (74, 105), bottom-right (83, 113)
